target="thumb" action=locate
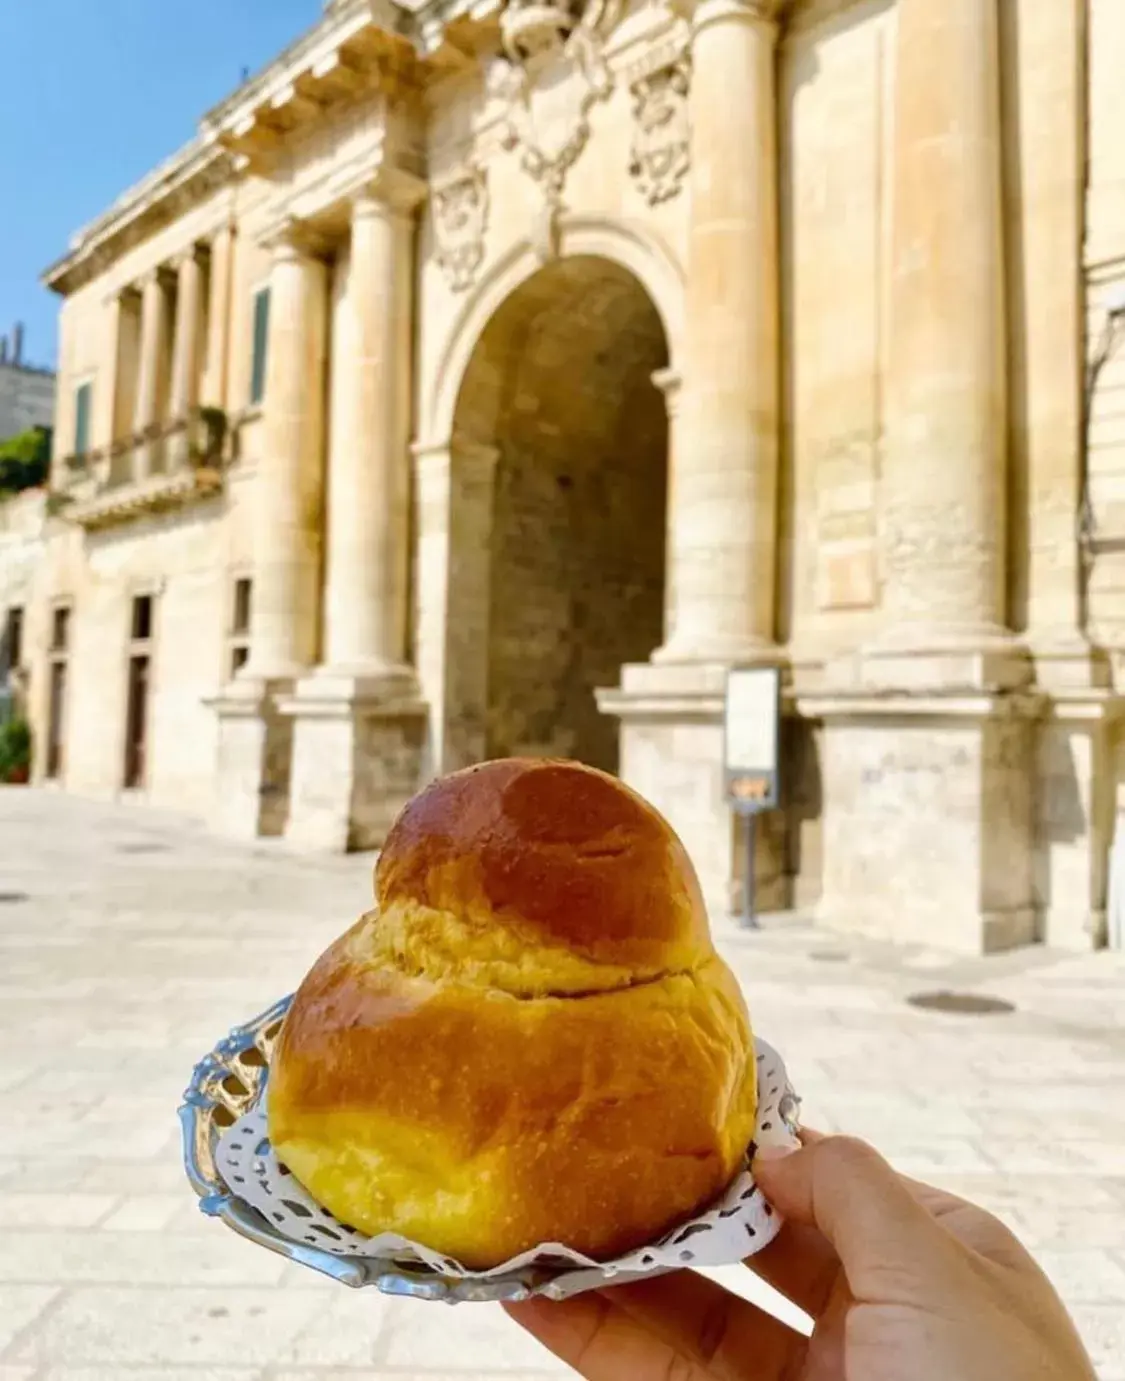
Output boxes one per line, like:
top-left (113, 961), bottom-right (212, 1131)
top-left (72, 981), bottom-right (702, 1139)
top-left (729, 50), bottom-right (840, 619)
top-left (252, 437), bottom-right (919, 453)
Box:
top-left (752, 1135), bottom-right (967, 1300)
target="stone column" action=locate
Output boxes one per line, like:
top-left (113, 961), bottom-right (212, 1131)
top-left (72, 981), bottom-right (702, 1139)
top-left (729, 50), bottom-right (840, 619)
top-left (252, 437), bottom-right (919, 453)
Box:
top-left (210, 222), bottom-right (328, 844)
top-left (1016, 0), bottom-right (1111, 954)
top-left (202, 223), bottom-right (235, 409)
top-left (870, 0), bottom-right (1015, 682)
top-left (321, 181), bottom-right (418, 677)
top-left (602, 0), bottom-right (781, 914)
top-left (804, 0), bottom-right (1037, 956)
top-left (284, 178), bottom-right (428, 854)
top-left (132, 267), bottom-right (171, 479)
top-left (408, 438), bottom-right (502, 779)
top-left (96, 294), bottom-right (124, 452)
top-left (656, 0), bottom-right (779, 664)
top-left (413, 441), bottom-right (456, 774)
top-left (1009, 0), bottom-right (1104, 688)
top-left (245, 227), bottom-right (329, 681)
top-left (168, 246), bottom-right (205, 468)
top-left (98, 290), bottom-right (140, 485)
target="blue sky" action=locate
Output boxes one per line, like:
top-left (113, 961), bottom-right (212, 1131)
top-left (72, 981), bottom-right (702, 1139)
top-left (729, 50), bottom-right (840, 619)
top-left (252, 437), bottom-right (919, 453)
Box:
top-left (0, 2), bottom-right (320, 370)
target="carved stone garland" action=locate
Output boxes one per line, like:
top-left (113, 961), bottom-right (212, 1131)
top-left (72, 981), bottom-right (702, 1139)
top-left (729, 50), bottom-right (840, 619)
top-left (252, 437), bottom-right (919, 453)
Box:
top-left (433, 165), bottom-right (489, 292)
top-left (489, 0), bottom-right (623, 260)
top-left (628, 52), bottom-right (691, 206)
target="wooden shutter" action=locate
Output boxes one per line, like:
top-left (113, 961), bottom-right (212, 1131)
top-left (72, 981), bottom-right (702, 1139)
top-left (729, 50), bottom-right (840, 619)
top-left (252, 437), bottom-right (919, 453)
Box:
top-left (74, 382), bottom-right (92, 456)
top-left (250, 288), bottom-right (270, 406)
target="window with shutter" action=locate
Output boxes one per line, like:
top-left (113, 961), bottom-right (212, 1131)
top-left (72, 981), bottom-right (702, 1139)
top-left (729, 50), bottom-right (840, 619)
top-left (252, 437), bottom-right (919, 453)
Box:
top-left (250, 288), bottom-right (270, 406)
top-left (74, 382), bottom-right (92, 456)
top-left (228, 576), bottom-right (252, 677)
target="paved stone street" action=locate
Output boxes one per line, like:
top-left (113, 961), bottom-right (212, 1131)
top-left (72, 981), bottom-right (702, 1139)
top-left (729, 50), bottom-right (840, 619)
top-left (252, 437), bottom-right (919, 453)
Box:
top-left (1, 787), bottom-right (1124, 1380)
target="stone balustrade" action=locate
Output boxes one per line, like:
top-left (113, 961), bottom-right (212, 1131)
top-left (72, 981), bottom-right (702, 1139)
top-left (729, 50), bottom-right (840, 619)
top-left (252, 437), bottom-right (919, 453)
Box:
top-left (54, 406), bottom-right (228, 530)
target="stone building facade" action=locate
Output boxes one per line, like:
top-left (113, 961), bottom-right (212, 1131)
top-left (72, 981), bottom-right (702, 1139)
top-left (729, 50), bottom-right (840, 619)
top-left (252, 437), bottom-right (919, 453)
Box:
top-left (0, 325), bottom-right (55, 442)
top-left (4, 0), bottom-right (1125, 952)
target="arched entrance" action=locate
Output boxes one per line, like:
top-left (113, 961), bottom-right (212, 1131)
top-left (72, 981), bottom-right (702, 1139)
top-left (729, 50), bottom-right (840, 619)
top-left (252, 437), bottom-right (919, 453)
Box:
top-left (446, 254), bottom-right (669, 775)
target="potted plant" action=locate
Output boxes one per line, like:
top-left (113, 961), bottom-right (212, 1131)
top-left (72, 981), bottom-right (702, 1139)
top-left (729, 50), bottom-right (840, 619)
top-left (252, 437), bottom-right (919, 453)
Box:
top-left (0, 715), bottom-right (32, 785)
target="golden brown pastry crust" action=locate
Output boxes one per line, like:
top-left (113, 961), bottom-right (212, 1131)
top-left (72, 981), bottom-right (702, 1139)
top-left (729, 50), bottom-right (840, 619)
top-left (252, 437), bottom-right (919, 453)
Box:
top-left (268, 759), bottom-right (758, 1269)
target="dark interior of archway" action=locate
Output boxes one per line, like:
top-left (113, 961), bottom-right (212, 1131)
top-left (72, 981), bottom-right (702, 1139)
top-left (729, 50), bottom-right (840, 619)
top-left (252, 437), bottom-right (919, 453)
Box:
top-left (453, 256), bottom-right (669, 775)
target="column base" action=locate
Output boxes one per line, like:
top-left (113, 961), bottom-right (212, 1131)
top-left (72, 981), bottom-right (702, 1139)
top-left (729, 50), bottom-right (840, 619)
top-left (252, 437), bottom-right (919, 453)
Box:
top-left (797, 686), bottom-right (1041, 954)
top-left (652, 634), bottom-right (782, 668)
top-left (856, 636), bottom-right (1031, 694)
top-left (597, 661), bottom-right (789, 915)
top-left (279, 669), bottom-right (428, 853)
top-left (207, 676), bottom-right (296, 840)
top-left (1028, 631), bottom-right (1112, 693)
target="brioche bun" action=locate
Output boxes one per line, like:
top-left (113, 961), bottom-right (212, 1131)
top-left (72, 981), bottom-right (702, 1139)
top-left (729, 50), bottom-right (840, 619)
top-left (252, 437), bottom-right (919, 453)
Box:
top-left (268, 758), bottom-right (757, 1269)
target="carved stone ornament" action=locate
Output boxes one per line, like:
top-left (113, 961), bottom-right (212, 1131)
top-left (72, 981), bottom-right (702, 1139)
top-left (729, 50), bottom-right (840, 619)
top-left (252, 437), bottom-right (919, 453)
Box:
top-left (488, 0), bottom-right (623, 245)
top-left (433, 165), bottom-right (489, 292)
top-left (628, 54), bottom-right (691, 206)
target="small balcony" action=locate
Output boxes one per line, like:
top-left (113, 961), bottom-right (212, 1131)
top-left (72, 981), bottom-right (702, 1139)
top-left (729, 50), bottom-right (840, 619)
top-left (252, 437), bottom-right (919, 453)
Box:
top-left (53, 407), bottom-right (228, 531)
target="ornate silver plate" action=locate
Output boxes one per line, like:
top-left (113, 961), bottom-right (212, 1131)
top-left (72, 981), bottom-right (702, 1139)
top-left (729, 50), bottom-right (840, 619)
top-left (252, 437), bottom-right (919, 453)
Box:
top-left (181, 995), bottom-right (802, 1303)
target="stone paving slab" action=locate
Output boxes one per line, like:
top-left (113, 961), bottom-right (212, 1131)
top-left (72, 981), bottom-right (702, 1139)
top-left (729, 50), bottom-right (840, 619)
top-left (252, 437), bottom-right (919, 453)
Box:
top-left (1, 787), bottom-right (1124, 1379)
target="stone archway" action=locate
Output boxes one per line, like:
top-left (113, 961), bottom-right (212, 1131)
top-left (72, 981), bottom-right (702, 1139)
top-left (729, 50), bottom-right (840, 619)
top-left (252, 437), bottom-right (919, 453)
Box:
top-left (445, 254), bottom-right (669, 775)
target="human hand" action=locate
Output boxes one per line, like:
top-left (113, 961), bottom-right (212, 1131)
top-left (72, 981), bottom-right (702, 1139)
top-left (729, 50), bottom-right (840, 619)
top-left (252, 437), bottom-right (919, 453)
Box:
top-left (504, 1131), bottom-right (1097, 1381)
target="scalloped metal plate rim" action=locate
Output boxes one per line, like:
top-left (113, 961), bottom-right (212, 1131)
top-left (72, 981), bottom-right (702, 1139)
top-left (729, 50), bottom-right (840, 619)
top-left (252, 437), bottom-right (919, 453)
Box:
top-left (180, 993), bottom-right (799, 1303)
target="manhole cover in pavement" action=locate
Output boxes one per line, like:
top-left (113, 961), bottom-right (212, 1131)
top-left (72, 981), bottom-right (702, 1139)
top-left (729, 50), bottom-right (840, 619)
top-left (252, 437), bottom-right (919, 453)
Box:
top-left (810, 947), bottom-right (850, 962)
top-left (907, 990), bottom-right (1015, 1016)
top-left (0, 892), bottom-right (29, 904)
top-left (117, 842), bottom-right (169, 855)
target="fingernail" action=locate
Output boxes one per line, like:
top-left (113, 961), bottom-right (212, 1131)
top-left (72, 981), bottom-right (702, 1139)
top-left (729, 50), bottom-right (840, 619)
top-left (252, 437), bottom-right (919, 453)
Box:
top-left (754, 1143), bottom-right (798, 1162)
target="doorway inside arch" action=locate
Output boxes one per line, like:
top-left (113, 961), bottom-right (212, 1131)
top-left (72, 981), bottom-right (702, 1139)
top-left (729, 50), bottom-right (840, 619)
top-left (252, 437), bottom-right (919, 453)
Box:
top-left (447, 255), bottom-right (669, 775)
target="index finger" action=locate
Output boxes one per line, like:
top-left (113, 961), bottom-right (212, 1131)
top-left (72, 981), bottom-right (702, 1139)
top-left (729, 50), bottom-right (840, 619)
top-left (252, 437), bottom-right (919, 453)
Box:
top-left (743, 1125), bottom-right (838, 1316)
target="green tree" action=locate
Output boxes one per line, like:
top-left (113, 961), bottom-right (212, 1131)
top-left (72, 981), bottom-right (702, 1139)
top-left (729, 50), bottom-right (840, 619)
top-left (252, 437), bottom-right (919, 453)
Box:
top-left (0, 426), bottom-right (52, 496)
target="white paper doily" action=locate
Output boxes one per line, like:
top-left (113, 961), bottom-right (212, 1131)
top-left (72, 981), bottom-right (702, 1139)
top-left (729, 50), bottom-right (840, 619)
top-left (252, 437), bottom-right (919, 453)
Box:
top-left (214, 1038), bottom-right (799, 1299)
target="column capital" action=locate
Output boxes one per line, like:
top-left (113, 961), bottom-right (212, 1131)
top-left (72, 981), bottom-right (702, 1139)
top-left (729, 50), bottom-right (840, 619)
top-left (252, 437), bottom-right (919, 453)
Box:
top-left (690, 0), bottom-right (785, 38)
top-left (102, 281), bottom-right (140, 308)
top-left (134, 264), bottom-right (175, 293)
top-left (169, 242), bottom-right (208, 273)
top-left (260, 214), bottom-right (334, 262)
top-left (350, 165), bottom-right (428, 220)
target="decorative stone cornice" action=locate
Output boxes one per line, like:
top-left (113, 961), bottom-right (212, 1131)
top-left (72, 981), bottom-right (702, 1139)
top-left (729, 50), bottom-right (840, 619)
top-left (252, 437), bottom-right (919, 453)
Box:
top-left (201, 1), bottom-right (405, 133)
top-left (45, 0), bottom-right (756, 298)
top-left (42, 1), bottom-right (417, 297)
top-left (42, 140), bottom-right (236, 297)
top-left (201, 3), bottom-right (418, 166)
top-left (413, 0), bottom-right (504, 60)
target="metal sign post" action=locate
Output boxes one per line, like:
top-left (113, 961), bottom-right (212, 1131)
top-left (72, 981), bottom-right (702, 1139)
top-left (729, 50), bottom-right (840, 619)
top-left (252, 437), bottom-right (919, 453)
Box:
top-left (723, 666), bottom-right (782, 932)
top-left (742, 812), bottom-right (758, 930)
